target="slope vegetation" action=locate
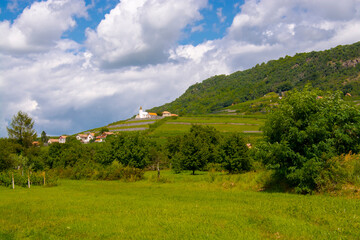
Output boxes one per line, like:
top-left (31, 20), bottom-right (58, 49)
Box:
top-left (150, 41), bottom-right (360, 114)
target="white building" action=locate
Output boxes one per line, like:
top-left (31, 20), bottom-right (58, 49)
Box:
top-left (136, 106), bottom-right (149, 119)
top-left (76, 133), bottom-right (95, 143)
top-left (59, 135), bottom-right (67, 144)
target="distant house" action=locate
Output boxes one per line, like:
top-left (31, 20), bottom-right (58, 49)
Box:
top-left (48, 139), bottom-right (59, 144)
top-left (162, 111), bottom-right (171, 117)
top-left (95, 132), bottom-right (114, 143)
top-left (59, 135), bottom-right (67, 144)
top-left (148, 112), bottom-right (158, 119)
top-left (76, 133), bottom-right (95, 143)
top-left (162, 111), bottom-right (178, 117)
top-left (95, 135), bottom-right (106, 143)
top-left (32, 141), bottom-right (40, 146)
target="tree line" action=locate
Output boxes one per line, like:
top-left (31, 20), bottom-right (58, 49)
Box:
top-left (1, 86), bottom-right (360, 193)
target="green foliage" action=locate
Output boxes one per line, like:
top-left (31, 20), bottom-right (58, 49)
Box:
top-left (316, 153), bottom-right (360, 193)
top-left (41, 131), bottom-right (48, 144)
top-left (0, 170), bottom-right (58, 188)
top-left (110, 133), bottom-right (154, 168)
top-left (150, 41), bottom-right (360, 115)
top-left (99, 127), bottom-right (109, 134)
top-left (168, 125), bottom-right (222, 174)
top-left (261, 86), bottom-right (360, 193)
top-left (7, 111), bottom-right (37, 148)
top-left (167, 125), bottom-right (252, 174)
top-left (0, 138), bottom-right (21, 171)
top-left (220, 133), bottom-right (251, 173)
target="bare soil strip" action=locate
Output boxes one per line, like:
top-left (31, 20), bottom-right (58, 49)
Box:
top-left (108, 121), bottom-right (155, 128)
top-left (112, 127), bottom-right (148, 132)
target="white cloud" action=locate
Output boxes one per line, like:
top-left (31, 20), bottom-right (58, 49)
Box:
top-left (2, 0), bottom-right (360, 137)
top-left (216, 8), bottom-right (226, 23)
top-left (191, 23), bottom-right (205, 33)
top-left (0, 40), bottom-right (229, 136)
top-left (0, 0), bottom-right (87, 54)
top-left (85, 0), bottom-right (207, 68)
top-left (228, 0), bottom-right (360, 47)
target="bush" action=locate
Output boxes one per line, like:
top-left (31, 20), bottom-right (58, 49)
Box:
top-left (316, 153), bottom-right (360, 193)
top-left (261, 86), bottom-right (360, 193)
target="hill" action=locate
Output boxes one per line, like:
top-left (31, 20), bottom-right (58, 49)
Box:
top-left (150, 41), bottom-right (360, 114)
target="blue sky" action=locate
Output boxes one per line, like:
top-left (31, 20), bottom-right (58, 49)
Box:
top-left (1, 0), bottom-right (360, 137)
top-left (0, 0), bottom-right (242, 45)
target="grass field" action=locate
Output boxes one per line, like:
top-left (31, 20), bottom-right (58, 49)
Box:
top-left (1, 171), bottom-right (359, 240)
top-left (149, 116), bottom-right (265, 139)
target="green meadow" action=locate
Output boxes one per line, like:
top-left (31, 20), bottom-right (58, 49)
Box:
top-left (149, 116), bottom-right (265, 139)
top-left (1, 171), bottom-right (359, 240)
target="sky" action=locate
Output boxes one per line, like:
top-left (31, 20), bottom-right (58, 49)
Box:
top-left (1, 0), bottom-right (360, 137)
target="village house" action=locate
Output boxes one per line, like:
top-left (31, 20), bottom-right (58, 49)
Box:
top-left (148, 112), bottom-right (158, 119)
top-left (59, 135), bottom-right (67, 144)
top-left (76, 133), bottom-right (95, 143)
top-left (162, 111), bottom-right (179, 117)
top-left (95, 135), bottom-right (106, 143)
top-left (162, 111), bottom-right (171, 117)
top-left (48, 139), bottom-right (59, 144)
top-left (95, 132), bottom-right (114, 143)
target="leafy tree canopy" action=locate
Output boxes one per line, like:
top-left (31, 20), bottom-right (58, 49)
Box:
top-left (261, 86), bottom-right (360, 192)
top-left (7, 111), bottom-right (37, 148)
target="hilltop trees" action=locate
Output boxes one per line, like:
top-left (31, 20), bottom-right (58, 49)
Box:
top-left (261, 86), bottom-right (360, 193)
top-left (7, 111), bottom-right (37, 148)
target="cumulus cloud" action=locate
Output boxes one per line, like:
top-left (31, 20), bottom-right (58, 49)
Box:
top-left (2, 0), bottom-right (360, 137)
top-left (85, 0), bottom-right (207, 68)
top-left (218, 0), bottom-right (360, 70)
top-left (0, 42), bottom-right (228, 136)
top-left (228, 0), bottom-right (360, 48)
top-left (0, 0), bottom-right (87, 54)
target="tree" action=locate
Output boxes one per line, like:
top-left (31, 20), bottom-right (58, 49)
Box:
top-left (99, 127), bottom-right (109, 134)
top-left (0, 138), bottom-right (21, 171)
top-left (7, 111), bottom-right (37, 148)
top-left (110, 133), bottom-right (152, 169)
top-left (169, 125), bottom-right (221, 174)
top-left (41, 131), bottom-right (48, 144)
top-left (261, 86), bottom-right (360, 193)
top-left (220, 133), bottom-right (251, 173)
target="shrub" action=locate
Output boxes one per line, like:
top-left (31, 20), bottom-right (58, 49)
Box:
top-left (261, 86), bottom-right (360, 193)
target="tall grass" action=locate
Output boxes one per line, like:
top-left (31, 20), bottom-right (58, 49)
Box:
top-left (1, 171), bottom-right (359, 239)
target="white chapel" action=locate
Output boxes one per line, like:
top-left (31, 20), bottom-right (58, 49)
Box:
top-left (135, 106), bottom-right (149, 119)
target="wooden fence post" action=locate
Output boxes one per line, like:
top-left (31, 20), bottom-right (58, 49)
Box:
top-left (12, 172), bottom-right (15, 189)
top-left (28, 171), bottom-right (31, 188)
top-left (43, 171), bottom-right (46, 186)
top-left (157, 162), bottom-right (160, 179)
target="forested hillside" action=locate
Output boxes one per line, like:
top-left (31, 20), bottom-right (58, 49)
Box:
top-left (150, 41), bottom-right (360, 114)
